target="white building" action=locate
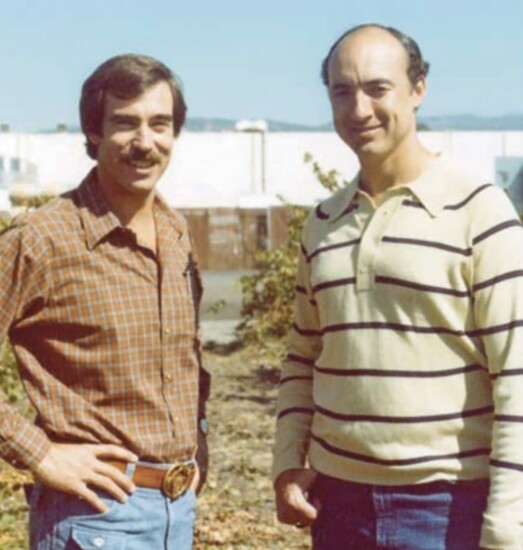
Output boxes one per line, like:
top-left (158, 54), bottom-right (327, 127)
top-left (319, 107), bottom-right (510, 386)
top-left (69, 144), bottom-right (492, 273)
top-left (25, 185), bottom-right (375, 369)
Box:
top-left (1, 131), bottom-right (523, 211)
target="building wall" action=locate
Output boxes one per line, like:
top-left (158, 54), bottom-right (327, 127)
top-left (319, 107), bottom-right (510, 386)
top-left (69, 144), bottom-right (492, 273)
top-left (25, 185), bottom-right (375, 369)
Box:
top-left (1, 131), bottom-right (523, 269)
top-left (2, 131), bottom-right (523, 206)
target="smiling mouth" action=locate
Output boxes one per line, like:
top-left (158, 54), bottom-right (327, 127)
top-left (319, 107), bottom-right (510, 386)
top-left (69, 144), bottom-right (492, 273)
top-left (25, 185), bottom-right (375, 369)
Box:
top-left (350, 125), bottom-right (382, 135)
top-left (126, 159), bottom-right (157, 169)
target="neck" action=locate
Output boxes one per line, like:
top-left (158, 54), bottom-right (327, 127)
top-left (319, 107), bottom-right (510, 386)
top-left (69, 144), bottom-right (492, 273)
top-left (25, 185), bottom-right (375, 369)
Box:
top-left (96, 168), bottom-right (155, 226)
top-left (358, 135), bottom-right (436, 200)
top-left (96, 168), bottom-right (157, 251)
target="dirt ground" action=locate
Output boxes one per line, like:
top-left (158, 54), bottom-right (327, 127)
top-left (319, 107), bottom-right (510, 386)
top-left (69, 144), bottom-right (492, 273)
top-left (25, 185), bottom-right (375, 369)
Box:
top-left (0, 346), bottom-right (311, 549)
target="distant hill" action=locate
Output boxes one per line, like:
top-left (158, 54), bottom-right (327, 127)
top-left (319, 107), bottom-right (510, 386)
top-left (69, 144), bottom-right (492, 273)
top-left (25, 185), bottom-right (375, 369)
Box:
top-left (419, 114), bottom-right (523, 131)
top-left (185, 114), bottom-right (523, 132)
top-left (37, 114), bottom-right (523, 133)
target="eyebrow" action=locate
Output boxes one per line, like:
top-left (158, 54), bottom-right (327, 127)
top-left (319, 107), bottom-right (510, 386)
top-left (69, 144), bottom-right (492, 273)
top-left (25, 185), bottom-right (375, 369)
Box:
top-left (331, 78), bottom-right (394, 92)
top-left (109, 113), bottom-right (174, 123)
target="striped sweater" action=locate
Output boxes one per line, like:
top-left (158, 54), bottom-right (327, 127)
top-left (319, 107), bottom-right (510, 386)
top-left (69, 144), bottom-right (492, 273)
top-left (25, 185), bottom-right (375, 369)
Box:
top-left (273, 158), bottom-right (523, 549)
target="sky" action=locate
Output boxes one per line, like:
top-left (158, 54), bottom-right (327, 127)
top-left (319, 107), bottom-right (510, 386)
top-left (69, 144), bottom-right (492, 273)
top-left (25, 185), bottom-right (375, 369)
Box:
top-left (1, 0), bottom-right (522, 131)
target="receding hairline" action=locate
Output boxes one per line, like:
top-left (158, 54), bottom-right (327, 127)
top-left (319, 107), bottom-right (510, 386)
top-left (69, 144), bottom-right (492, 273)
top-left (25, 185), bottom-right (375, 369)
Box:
top-left (328, 25), bottom-right (410, 74)
top-left (321, 23), bottom-right (429, 88)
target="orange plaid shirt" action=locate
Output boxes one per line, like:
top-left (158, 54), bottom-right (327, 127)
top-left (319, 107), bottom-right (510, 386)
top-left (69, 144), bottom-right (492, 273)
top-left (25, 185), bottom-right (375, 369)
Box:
top-left (0, 170), bottom-right (210, 470)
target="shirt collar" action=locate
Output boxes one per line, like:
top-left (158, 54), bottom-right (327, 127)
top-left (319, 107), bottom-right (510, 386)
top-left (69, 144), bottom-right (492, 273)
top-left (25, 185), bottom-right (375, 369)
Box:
top-left (326, 176), bottom-right (361, 222)
top-left (402, 156), bottom-right (449, 217)
top-left (328, 155), bottom-right (450, 221)
top-left (74, 169), bottom-right (185, 250)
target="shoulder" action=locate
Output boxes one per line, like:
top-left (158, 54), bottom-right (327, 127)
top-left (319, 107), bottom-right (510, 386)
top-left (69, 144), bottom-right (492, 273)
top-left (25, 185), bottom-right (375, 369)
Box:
top-left (301, 180), bottom-right (358, 245)
top-left (4, 193), bottom-right (76, 238)
top-left (436, 159), bottom-right (508, 212)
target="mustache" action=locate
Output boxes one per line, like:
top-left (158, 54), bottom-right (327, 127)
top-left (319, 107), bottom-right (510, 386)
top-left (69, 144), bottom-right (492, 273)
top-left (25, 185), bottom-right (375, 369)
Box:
top-left (121, 147), bottom-right (162, 164)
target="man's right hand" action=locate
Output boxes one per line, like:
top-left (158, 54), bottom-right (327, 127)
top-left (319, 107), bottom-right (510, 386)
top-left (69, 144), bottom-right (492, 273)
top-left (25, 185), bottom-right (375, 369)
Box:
top-left (33, 443), bottom-right (139, 513)
top-left (274, 468), bottom-right (320, 527)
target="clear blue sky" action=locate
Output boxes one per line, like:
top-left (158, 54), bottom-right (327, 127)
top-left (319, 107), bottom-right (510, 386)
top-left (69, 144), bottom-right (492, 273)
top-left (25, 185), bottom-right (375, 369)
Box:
top-left (1, 0), bottom-right (522, 131)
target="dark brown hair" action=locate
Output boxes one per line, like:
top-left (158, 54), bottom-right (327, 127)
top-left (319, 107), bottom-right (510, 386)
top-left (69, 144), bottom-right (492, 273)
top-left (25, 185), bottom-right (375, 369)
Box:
top-left (80, 54), bottom-right (187, 159)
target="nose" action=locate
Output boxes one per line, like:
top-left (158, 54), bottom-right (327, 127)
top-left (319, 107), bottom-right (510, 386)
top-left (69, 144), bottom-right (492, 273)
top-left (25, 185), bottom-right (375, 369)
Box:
top-left (351, 91), bottom-right (373, 121)
top-left (132, 124), bottom-right (154, 150)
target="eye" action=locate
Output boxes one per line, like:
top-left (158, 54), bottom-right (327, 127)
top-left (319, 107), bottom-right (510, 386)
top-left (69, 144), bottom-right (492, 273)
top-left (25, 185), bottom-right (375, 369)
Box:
top-left (151, 118), bottom-right (173, 132)
top-left (111, 116), bottom-right (137, 130)
top-left (331, 86), bottom-right (354, 99)
top-left (367, 85), bottom-right (390, 98)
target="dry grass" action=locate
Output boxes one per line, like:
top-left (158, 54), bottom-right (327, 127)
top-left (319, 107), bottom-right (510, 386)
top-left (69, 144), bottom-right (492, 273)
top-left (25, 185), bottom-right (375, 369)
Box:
top-left (0, 346), bottom-right (310, 549)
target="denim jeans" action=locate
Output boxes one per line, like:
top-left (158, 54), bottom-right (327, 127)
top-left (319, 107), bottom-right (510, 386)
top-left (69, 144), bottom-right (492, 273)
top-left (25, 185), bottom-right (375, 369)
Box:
top-left (310, 473), bottom-right (489, 550)
top-left (27, 462), bottom-right (196, 550)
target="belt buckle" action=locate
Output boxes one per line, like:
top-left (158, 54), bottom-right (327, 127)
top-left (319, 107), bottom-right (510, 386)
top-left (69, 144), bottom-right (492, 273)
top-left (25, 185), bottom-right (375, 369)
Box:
top-left (162, 463), bottom-right (195, 500)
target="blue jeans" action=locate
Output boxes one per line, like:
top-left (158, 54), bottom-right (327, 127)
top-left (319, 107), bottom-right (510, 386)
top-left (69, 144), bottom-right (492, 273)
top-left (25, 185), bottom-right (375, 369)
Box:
top-left (310, 474), bottom-right (489, 550)
top-left (27, 462), bottom-right (196, 550)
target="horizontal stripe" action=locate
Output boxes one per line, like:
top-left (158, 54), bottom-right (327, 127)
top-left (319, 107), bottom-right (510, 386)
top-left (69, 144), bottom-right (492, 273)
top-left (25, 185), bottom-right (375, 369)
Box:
top-left (402, 184), bottom-right (493, 212)
top-left (312, 433), bottom-right (490, 466)
top-left (312, 277), bottom-right (356, 295)
top-left (473, 219), bottom-right (521, 246)
top-left (311, 274), bottom-right (471, 298)
top-left (491, 368), bottom-right (523, 379)
top-left (278, 407), bottom-right (314, 420)
top-left (382, 236), bottom-right (472, 256)
top-left (322, 321), bottom-right (466, 336)
top-left (444, 184), bottom-right (493, 211)
top-left (315, 404), bottom-right (493, 424)
top-left (490, 459), bottom-right (523, 473)
top-left (307, 238), bottom-right (361, 262)
top-left (322, 320), bottom-right (523, 338)
top-left (315, 204), bottom-right (329, 220)
top-left (375, 275), bottom-right (471, 297)
top-left (402, 200), bottom-right (423, 208)
top-left (494, 415), bottom-right (523, 423)
top-left (473, 269), bottom-right (523, 293)
top-left (286, 353), bottom-right (315, 366)
top-left (470, 319), bottom-right (523, 338)
top-left (314, 363), bottom-right (485, 378)
top-left (295, 285), bottom-right (307, 295)
top-left (333, 203), bottom-right (359, 221)
top-left (279, 375), bottom-right (313, 386)
top-left (292, 323), bottom-right (321, 337)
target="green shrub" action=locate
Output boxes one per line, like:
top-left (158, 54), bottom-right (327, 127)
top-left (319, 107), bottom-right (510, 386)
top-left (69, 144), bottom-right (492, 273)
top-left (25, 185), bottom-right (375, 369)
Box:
top-left (237, 154), bottom-right (346, 349)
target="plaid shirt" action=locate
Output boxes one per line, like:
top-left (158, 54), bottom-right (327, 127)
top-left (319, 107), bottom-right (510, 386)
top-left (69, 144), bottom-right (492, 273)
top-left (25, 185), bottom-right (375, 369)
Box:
top-left (0, 170), bottom-right (210, 470)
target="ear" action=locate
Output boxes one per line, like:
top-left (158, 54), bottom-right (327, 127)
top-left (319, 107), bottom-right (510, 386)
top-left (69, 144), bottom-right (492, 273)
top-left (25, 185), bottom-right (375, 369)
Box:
top-left (87, 133), bottom-right (102, 146)
top-left (411, 77), bottom-right (426, 110)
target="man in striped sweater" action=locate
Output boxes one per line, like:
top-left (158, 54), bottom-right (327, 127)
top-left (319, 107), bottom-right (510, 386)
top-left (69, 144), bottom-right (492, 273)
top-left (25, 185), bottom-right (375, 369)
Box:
top-left (273, 24), bottom-right (523, 550)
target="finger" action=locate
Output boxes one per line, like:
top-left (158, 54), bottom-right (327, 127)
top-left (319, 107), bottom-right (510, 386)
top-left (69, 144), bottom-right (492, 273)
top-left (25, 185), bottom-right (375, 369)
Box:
top-left (278, 490), bottom-right (318, 525)
top-left (95, 462), bottom-right (136, 494)
top-left (77, 486), bottom-right (110, 514)
top-left (87, 473), bottom-right (130, 504)
top-left (191, 466), bottom-right (201, 493)
top-left (92, 444), bottom-right (139, 463)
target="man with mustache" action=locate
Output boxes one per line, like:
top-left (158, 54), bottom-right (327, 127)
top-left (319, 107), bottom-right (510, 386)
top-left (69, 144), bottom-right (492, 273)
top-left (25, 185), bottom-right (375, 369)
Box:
top-left (273, 24), bottom-right (523, 550)
top-left (0, 54), bottom-right (210, 549)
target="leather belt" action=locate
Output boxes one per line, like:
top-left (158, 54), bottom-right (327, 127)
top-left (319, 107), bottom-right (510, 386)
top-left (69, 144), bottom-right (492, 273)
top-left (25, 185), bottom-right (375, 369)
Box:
top-left (107, 460), bottom-right (196, 500)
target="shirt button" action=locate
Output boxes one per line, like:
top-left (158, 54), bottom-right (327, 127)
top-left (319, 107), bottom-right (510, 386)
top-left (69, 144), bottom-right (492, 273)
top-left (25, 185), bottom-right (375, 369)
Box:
top-left (165, 373), bottom-right (173, 381)
top-left (92, 537), bottom-right (105, 547)
top-left (164, 328), bottom-right (172, 335)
